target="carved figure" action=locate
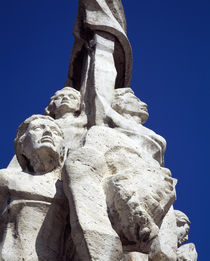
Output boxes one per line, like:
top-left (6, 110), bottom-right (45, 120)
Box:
top-left (45, 87), bottom-right (87, 150)
top-left (174, 210), bottom-right (190, 247)
top-left (105, 88), bottom-right (166, 166)
top-left (0, 115), bottom-right (70, 260)
top-left (175, 210), bottom-right (198, 261)
top-left (1, 1), bottom-right (197, 260)
top-left (63, 123), bottom-right (176, 260)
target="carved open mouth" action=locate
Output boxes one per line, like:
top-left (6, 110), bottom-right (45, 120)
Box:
top-left (41, 136), bottom-right (54, 145)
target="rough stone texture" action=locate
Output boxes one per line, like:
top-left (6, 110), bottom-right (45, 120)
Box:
top-left (124, 252), bottom-right (148, 261)
top-left (45, 86), bottom-right (87, 151)
top-left (149, 207), bottom-right (178, 261)
top-left (66, 0), bottom-right (132, 91)
top-left (1, 1), bottom-right (197, 260)
top-left (0, 115), bottom-right (72, 260)
top-left (177, 243), bottom-right (198, 261)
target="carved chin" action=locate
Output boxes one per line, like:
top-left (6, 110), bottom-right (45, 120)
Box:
top-left (56, 103), bottom-right (76, 114)
top-left (27, 147), bottom-right (61, 174)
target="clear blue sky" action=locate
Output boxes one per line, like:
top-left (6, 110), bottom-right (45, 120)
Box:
top-left (0, 1), bottom-right (209, 259)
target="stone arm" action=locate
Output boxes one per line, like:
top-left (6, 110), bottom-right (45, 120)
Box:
top-left (62, 147), bottom-right (123, 261)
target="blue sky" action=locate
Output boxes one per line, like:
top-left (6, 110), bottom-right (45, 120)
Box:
top-left (0, 1), bottom-right (209, 259)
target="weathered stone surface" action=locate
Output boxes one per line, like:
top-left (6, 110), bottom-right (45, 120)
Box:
top-left (63, 147), bottom-right (123, 261)
top-left (149, 207), bottom-right (178, 261)
top-left (1, 0), bottom-right (197, 260)
top-left (66, 0), bottom-right (132, 91)
top-left (124, 252), bottom-right (148, 261)
top-left (177, 243), bottom-right (198, 261)
top-left (175, 210), bottom-right (191, 247)
top-left (0, 115), bottom-right (71, 260)
top-left (62, 125), bottom-right (176, 258)
top-left (45, 86), bottom-right (87, 151)
top-left (110, 88), bottom-right (166, 166)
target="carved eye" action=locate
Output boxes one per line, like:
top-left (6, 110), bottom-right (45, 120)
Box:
top-left (33, 126), bottom-right (42, 131)
top-left (54, 95), bottom-right (63, 100)
top-left (69, 94), bottom-right (75, 99)
top-left (52, 128), bottom-right (61, 136)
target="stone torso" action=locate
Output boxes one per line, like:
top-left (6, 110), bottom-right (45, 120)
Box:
top-left (0, 169), bottom-right (69, 261)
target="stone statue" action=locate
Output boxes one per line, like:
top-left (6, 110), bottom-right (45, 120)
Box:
top-left (66, 0), bottom-right (132, 90)
top-left (110, 88), bottom-right (166, 166)
top-left (0, 115), bottom-right (70, 260)
top-left (148, 209), bottom-right (198, 261)
top-left (65, 0), bottom-right (132, 126)
top-left (1, 1), bottom-right (197, 260)
top-left (175, 210), bottom-right (198, 261)
top-left (62, 121), bottom-right (176, 260)
top-left (177, 243), bottom-right (198, 261)
top-left (45, 86), bottom-right (87, 151)
top-left (175, 210), bottom-right (191, 247)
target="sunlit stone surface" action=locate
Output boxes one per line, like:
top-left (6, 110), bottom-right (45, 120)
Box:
top-left (2, 1), bottom-right (197, 260)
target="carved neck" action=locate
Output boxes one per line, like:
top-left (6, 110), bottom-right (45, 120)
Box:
top-left (55, 111), bottom-right (77, 120)
top-left (26, 149), bottom-right (61, 174)
top-left (122, 112), bottom-right (142, 125)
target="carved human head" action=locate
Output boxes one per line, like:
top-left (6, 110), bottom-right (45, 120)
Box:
top-left (45, 87), bottom-right (81, 119)
top-left (15, 115), bottom-right (65, 174)
top-left (112, 88), bottom-right (149, 124)
top-left (175, 210), bottom-right (191, 247)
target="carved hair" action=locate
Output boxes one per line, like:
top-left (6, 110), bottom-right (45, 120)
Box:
top-left (14, 114), bottom-right (65, 172)
top-left (45, 87), bottom-right (81, 118)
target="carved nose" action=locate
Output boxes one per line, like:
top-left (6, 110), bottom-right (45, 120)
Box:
top-left (62, 96), bottom-right (69, 102)
top-left (43, 127), bottom-right (52, 137)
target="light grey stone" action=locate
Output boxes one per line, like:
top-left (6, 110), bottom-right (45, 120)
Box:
top-left (110, 88), bottom-right (166, 166)
top-left (124, 252), bottom-right (148, 261)
top-left (66, 0), bottom-right (132, 91)
top-left (63, 125), bottom-right (176, 258)
top-left (45, 86), bottom-right (87, 151)
top-left (149, 207), bottom-right (178, 261)
top-left (177, 243), bottom-right (198, 261)
top-left (175, 210), bottom-right (191, 247)
top-left (63, 147), bottom-right (123, 261)
top-left (2, 0), bottom-right (197, 259)
top-left (0, 115), bottom-right (72, 260)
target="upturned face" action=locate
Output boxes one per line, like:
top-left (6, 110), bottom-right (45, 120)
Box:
top-left (22, 118), bottom-right (64, 159)
top-left (51, 89), bottom-right (80, 115)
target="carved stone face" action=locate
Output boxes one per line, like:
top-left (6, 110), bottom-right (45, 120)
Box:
top-left (112, 89), bottom-right (149, 124)
top-left (18, 117), bottom-right (65, 173)
top-left (123, 92), bottom-right (149, 122)
top-left (23, 118), bottom-right (63, 154)
top-left (175, 210), bottom-right (191, 247)
top-left (177, 222), bottom-right (190, 247)
top-left (46, 87), bottom-right (80, 118)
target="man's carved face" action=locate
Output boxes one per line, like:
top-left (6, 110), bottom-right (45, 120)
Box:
top-left (23, 118), bottom-right (63, 154)
top-left (113, 91), bottom-right (149, 124)
top-left (21, 118), bottom-right (64, 173)
top-left (177, 222), bottom-right (190, 247)
top-left (51, 89), bottom-right (80, 115)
